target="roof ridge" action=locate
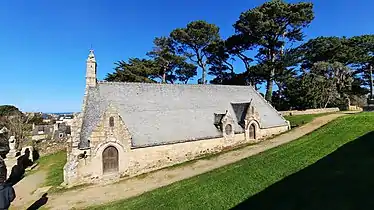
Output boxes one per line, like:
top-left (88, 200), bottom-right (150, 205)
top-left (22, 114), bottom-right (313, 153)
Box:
top-left (97, 80), bottom-right (255, 88)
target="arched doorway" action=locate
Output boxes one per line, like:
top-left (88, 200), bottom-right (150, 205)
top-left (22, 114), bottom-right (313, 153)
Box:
top-left (102, 146), bottom-right (119, 174)
top-left (249, 124), bottom-right (256, 139)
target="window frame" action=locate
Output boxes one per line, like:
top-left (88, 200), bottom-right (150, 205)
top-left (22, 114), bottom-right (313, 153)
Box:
top-left (109, 116), bottom-right (115, 127)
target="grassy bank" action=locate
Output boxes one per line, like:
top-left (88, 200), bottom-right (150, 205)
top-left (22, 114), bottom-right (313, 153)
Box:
top-left (88, 112), bottom-right (373, 210)
top-left (284, 112), bottom-right (334, 128)
top-left (36, 150), bottom-right (66, 190)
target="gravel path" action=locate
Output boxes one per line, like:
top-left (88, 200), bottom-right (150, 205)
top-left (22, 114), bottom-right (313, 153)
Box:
top-left (11, 170), bottom-right (47, 209)
top-left (42, 112), bottom-right (356, 210)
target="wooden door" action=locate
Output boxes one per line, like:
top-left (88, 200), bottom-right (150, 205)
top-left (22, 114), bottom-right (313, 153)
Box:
top-left (102, 146), bottom-right (119, 174)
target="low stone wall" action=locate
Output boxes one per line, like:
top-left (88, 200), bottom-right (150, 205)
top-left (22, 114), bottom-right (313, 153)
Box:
top-left (279, 108), bottom-right (340, 116)
top-left (348, 105), bottom-right (363, 111)
top-left (65, 124), bottom-right (289, 186)
top-left (31, 134), bottom-right (48, 141)
top-left (34, 141), bottom-right (67, 156)
top-left (260, 125), bottom-right (290, 137)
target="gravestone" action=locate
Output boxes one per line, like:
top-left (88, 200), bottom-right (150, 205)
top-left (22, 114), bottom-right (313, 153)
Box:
top-left (6, 136), bottom-right (17, 158)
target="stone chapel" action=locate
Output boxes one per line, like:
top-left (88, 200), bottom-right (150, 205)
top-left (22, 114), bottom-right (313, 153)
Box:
top-left (63, 50), bottom-right (290, 186)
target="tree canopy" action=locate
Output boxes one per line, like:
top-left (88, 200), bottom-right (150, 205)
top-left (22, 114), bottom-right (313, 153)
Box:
top-left (105, 58), bottom-right (157, 83)
top-left (0, 105), bottom-right (22, 117)
top-left (234, 0), bottom-right (314, 102)
top-left (147, 37), bottom-right (197, 84)
top-left (105, 37), bottom-right (197, 84)
top-left (104, 0), bottom-right (372, 110)
top-left (170, 20), bottom-right (220, 84)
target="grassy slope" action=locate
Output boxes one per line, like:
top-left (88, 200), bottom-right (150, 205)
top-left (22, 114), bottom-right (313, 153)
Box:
top-left (88, 112), bottom-right (374, 210)
top-left (284, 112), bottom-right (334, 128)
top-left (35, 150), bottom-right (66, 189)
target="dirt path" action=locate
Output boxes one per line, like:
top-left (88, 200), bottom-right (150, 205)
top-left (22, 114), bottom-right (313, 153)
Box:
top-left (45, 112), bottom-right (356, 210)
top-left (10, 170), bottom-right (47, 209)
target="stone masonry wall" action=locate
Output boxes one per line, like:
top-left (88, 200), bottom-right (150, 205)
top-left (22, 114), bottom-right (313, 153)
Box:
top-left (348, 105), bottom-right (363, 111)
top-left (279, 108), bottom-right (340, 116)
top-left (260, 125), bottom-right (290, 138)
top-left (35, 141), bottom-right (67, 156)
top-left (65, 122), bottom-right (289, 186)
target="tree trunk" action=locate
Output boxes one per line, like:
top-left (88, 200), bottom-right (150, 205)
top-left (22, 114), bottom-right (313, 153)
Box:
top-left (196, 51), bottom-right (207, 85)
top-left (162, 73), bottom-right (166, 84)
top-left (344, 94), bottom-right (351, 111)
top-left (324, 95), bottom-right (331, 108)
top-left (265, 76), bottom-right (274, 102)
top-left (162, 66), bottom-right (167, 84)
top-left (201, 64), bottom-right (206, 84)
top-left (265, 51), bottom-right (276, 102)
top-left (313, 100), bottom-right (317, 109)
top-left (370, 65), bottom-right (373, 99)
top-left (220, 66), bottom-right (224, 84)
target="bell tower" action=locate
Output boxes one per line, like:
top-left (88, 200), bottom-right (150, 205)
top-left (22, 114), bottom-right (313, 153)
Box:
top-left (82, 49), bottom-right (97, 113)
top-left (86, 49), bottom-right (97, 88)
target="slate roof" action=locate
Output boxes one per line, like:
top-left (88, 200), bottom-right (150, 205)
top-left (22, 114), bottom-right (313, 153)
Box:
top-left (78, 82), bottom-right (288, 149)
top-left (231, 102), bottom-right (251, 125)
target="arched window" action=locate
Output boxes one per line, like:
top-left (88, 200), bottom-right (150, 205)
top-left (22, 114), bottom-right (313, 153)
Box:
top-left (109, 117), bottom-right (114, 127)
top-left (249, 123), bottom-right (256, 139)
top-left (225, 124), bottom-right (233, 135)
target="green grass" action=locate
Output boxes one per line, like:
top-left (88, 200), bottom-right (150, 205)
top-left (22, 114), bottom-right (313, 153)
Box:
top-left (284, 112), bottom-right (335, 128)
top-left (35, 150), bottom-right (67, 190)
top-left (86, 112), bottom-right (374, 210)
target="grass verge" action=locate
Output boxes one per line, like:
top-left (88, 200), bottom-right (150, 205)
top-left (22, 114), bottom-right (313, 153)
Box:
top-left (35, 150), bottom-right (66, 192)
top-left (86, 112), bottom-right (374, 210)
top-left (284, 112), bottom-right (335, 128)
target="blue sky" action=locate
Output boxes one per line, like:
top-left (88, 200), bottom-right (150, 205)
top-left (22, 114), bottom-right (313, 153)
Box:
top-left (1, 0), bottom-right (373, 113)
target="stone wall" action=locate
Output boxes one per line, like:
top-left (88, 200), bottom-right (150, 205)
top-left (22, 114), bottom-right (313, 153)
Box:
top-left (31, 134), bottom-right (48, 141)
top-left (64, 102), bottom-right (290, 186)
top-left (279, 108), bottom-right (340, 116)
top-left (34, 140), bottom-right (67, 156)
top-left (64, 123), bottom-right (289, 186)
top-left (260, 125), bottom-right (290, 138)
top-left (348, 105), bottom-right (363, 111)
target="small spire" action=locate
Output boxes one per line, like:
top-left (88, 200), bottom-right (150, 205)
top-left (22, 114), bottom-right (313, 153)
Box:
top-left (87, 49), bottom-right (96, 62)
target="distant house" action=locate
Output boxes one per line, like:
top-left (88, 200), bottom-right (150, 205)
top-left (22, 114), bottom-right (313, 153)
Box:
top-left (53, 122), bottom-right (71, 139)
top-left (31, 124), bottom-right (54, 141)
top-left (31, 122), bottom-right (71, 141)
top-left (32, 124), bottom-right (54, 136)
top-left (42, 119), bottom-right (51, 124)
top-left (56, 115), bottom-right (74, 127)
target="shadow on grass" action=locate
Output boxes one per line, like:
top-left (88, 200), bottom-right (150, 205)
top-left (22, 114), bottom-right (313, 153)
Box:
top-left (232, 131), bottom-right (374, 210)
